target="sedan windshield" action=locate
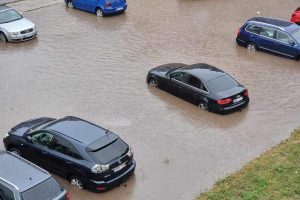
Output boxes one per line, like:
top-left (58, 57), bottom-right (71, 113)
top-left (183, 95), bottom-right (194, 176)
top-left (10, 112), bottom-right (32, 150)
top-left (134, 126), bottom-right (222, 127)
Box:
top-left (206, 75), bottom-right (238, 93)
top-left (0, 9), bottom-right (22, 24)
top-left (291, 28), bottom-right (300, 43)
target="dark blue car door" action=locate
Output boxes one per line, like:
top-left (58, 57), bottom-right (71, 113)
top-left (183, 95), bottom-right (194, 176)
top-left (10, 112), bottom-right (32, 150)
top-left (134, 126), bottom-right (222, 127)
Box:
top-left (257, 27), bottom-right (277, 51)
top-left (274, 30), bottom-right (298, 58)
top-left (73, 0), bottom-right (90, 11)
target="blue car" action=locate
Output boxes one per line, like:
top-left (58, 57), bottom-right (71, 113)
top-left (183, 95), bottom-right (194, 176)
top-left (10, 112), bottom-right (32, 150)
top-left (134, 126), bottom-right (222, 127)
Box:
top-left (236, 17), bottom-right (300, 60)
top-left (65, 0), bottom-right (127, 17)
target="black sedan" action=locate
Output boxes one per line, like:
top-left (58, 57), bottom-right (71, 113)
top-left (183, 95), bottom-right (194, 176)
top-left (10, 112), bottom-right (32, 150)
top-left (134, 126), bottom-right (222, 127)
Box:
top-left (146, 63), bottom-right (249, 113)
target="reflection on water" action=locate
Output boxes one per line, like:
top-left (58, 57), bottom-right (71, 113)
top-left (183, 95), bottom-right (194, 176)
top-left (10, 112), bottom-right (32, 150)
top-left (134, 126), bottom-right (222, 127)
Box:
top-left (1, 0), bottom-right (300, 199)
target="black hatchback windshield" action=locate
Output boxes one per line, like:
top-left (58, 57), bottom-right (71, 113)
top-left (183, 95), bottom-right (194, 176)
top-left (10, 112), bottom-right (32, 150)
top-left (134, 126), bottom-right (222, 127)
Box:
top-left (206, 75), bottom-right (238, 93)
top-left (21, 177), bottom-right (63, 200)
top-left (88, 139), bottom-right (128, 164)
top-left (0, 9), bottom-right (22, 24)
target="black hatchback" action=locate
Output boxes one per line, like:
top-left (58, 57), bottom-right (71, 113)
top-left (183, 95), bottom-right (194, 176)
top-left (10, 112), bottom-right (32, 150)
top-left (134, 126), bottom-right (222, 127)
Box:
top-left (3, 116), bottom-right (136, 192)
top-left (146, 63), bottom-right (249, 113)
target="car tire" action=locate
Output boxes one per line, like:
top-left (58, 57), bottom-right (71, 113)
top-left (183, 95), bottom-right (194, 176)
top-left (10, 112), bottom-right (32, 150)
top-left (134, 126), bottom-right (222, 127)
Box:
top-left (0, 32), bottom-right (7, 43)
top-left (9, 147), bottom-right (22, 156)
top-left (66, 0), bottom-right (73, 8)
top-left (246, 42), bottom-right (257, 51)
top-left (96, 8), bottom-right (104, 17)
top-left (69, 176), bottom-right (83, 189)
top-left (198, 101), bottom-right (209, 111)
top-left (148, 78), bottom-right (158, 87)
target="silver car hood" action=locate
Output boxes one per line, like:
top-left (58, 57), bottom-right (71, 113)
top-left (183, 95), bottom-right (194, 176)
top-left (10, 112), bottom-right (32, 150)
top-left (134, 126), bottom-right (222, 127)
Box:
top-left (0, 18), bottom-right (35, 32)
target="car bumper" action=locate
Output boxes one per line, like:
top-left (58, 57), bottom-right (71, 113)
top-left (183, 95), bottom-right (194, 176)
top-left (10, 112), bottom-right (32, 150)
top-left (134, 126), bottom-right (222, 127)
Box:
top-left (103, 4), bottom-right (127, 14)
top-left (85, 159), bottom-right (136, 192)
top-left (7, 29), bottom-right (37, 42)
top-left (212, 98), bottom-right (249, 113)
top-left (236, 38), bottom-right (247, 46)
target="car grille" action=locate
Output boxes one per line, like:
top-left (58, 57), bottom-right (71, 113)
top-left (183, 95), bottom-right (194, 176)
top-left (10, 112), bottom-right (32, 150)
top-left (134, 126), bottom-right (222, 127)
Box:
top-left (20, 28), bottom-right (33, 34)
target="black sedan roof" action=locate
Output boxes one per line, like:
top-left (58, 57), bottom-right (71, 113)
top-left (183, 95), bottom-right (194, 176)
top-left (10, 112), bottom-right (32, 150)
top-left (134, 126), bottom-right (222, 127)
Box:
top-left (181, 63), bottom-right (226, 82)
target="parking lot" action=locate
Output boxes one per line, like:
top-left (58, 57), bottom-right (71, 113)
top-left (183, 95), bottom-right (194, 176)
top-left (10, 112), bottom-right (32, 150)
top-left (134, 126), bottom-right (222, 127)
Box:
top-left (1, 0), bottom-right (300, 199)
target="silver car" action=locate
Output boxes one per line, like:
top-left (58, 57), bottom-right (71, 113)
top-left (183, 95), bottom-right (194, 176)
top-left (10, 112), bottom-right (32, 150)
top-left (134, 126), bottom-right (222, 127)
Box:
top-left (0, 6), bottom-right (37, 42)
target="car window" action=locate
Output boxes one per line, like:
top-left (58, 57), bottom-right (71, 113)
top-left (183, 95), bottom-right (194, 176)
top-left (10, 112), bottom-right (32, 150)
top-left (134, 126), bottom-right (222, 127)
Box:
top-left (206, 74), bottom-right (238, 93)
top-left (0, 183), bottom-right (15, 200)
top-left (21, 177), bottom-right (63, 200)
top-left (49, 136), bottom-right (80, 158)
top-left (259, 27), bottom-right (275, 38)
top-left (171, 73), bottom-right (189, 83)
top-left (276, 31), bottom-right (291, 43)
top-left (246, 25), bottom-right (261, 34)
top-left (31, 132), bottom-right (54, 148)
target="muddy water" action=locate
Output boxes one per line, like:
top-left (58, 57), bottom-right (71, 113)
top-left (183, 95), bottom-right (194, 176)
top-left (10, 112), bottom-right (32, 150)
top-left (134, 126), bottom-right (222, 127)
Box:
top-left (1, 0), bottom-right (300, 199)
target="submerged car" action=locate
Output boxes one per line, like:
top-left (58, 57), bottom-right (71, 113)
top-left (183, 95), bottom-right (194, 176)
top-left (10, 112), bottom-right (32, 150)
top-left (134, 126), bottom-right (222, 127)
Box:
top-left (0, 151), bottom-right (69, 200)
top-left (291, 7), bottom-right (300, 25)
top-left (0, 6), bottom-right (37, 42)
top-left (3, 116), bottom-right (135, 192)
top-left (65, 0), bottom-right (127, 17)
top-left (146, 63), bottom-right (249, 113)
top-left (236, 17), bottom-right (300, 60)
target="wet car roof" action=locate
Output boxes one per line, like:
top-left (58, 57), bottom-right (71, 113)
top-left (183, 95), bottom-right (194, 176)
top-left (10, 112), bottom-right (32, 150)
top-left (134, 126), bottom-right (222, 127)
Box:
top-left (45, 116), bottom-right (108, 145)
top-left (247, 17), bottom-right (299, 32)
top-left (181, 63), bottom-right (226, 82)
top-left (0, 151), bottom-right (50, 192)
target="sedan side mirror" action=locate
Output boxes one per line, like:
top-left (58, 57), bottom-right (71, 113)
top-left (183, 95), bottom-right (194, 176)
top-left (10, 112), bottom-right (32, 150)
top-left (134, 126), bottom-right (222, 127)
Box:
top-left (289, 40), bottom-right (295, 46)
top-left (26, 136), bottom-right (32, 143)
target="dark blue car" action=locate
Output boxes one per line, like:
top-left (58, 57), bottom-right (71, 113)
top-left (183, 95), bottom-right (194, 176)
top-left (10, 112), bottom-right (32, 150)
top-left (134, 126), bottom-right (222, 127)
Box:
top-left (236, 17), bottom-right (300, 60)
top-left (3, 116), bottom-right (135, 192)
top-left (65, 0), bottom-right (127, 17)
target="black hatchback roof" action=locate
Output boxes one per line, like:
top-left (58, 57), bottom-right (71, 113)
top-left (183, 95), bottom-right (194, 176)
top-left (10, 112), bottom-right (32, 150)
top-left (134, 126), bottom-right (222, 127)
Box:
top-left (182, 63), bottom-right (226, 82)
top-left (44, 116), bottom-right (108, 145)
top-left (0, 151), bottom-right (50, 192)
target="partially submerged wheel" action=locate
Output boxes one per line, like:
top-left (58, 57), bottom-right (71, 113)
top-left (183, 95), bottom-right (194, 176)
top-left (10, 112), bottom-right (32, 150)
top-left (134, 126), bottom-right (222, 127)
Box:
top-left (246, 43), bottom-right (257, 51)
top-left (69, 176), bottom-right (83, 189)
top-left (0, 32), bottom-right (7, 43)
top-left (198, 101), bottom-right (209, 111)
top-left (66, 0), bottom-right (73, 8)
top-left (9, 147), bottom-right (21, 156)
top-left (148, 78), bottom-right (158, 87)
top-left (96, 8), bottom-right (104, 17)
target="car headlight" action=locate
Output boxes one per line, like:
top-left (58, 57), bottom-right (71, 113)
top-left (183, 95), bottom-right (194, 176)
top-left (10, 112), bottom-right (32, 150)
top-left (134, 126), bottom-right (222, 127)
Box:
top-left (126, 146), bottom-right (133, 157)
top-left (91, 164), bottom-right (109, 173)
top-left (9, 32), bottom-right (19, 36)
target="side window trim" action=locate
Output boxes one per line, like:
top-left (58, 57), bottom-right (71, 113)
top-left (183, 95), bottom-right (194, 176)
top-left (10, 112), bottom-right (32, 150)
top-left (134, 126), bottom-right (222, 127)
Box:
top-left (51, 135), bottom-right (81, 159)
top-left (172, 73), bottom-right (209, 93)
top-left (29, 131), bottom-right (54, 149)
top-left (275, 30), bottom-right (297, 45)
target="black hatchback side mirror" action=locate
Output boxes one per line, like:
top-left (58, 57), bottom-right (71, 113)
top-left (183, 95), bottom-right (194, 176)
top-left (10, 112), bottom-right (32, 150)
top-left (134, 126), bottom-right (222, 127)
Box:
top-left (26, 136), bottom-right (32, 143)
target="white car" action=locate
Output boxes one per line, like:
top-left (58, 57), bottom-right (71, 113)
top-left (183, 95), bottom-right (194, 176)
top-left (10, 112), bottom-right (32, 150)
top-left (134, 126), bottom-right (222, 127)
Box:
top-left (0, 5), bottom-right (37, 42)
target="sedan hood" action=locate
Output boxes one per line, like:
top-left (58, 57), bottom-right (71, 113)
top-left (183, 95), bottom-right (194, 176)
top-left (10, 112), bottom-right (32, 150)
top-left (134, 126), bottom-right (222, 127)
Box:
top-left (215, 86), bottom-right (245, 99)
top-left (9, 117), bottom-right (55, 137)
top-left (0, 18), bottom-right (35, 32)
top-left (149, 63), bottom-right (187, 75)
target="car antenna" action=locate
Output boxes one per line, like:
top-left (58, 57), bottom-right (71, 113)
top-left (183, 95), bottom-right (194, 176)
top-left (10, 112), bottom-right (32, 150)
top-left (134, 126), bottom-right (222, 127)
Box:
top-left (105, 128), bottom-right (110, 135)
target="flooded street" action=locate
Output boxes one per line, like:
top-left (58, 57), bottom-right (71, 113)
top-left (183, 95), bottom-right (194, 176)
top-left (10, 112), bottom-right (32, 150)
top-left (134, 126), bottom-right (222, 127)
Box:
top-left (1, 0), bottom-right (300, 199)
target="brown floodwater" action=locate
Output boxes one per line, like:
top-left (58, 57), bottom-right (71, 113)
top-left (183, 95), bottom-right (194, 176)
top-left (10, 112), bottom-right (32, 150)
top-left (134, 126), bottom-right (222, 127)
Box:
top-left (1, 0), bottom-right (300, 199)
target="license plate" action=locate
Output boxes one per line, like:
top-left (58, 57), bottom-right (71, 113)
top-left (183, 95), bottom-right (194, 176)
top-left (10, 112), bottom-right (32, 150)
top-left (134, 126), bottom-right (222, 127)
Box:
top-left (116, 7), bottom-right (123, 11)
top-left (113, 162), bottom-right (126, 172)
top-left (233, 96), bottom-right (243, 103)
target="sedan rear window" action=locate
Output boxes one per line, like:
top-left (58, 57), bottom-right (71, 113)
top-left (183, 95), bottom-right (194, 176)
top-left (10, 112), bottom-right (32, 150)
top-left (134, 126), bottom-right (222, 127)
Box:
top-left (206, 75), bottom-right (238, 93)
top-left (21, 178), bottom-right (63, 200)
top-left (0, 9), bottom-right (22, 24)
top-left (88, 139), bottom-right (128, 164)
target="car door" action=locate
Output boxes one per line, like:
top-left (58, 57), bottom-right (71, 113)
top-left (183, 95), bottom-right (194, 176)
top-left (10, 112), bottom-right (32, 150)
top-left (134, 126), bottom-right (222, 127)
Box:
top-left (257, 27), bottom-right (276, 51)
top-left (169, 72), bottom-right (189, 98)
top-left (274, 30), bottom-right (298, 57)
top-left (46, 135), bottom-right (82, 178)
top-left (244, 24), bottom-right (261, 44)
top-left (73, 0), bottom-right (89, 11)
top-left (22, 131), bottom-right (54, 168)
top-left (182, 74), bottom-right (208, 104)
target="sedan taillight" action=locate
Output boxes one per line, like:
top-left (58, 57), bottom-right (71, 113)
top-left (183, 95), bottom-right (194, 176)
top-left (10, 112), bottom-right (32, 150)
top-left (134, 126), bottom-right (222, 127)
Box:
top-left (243, 89), bottom-right (249, 97)
top-left (217, 98), bottom-right (232, 105)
